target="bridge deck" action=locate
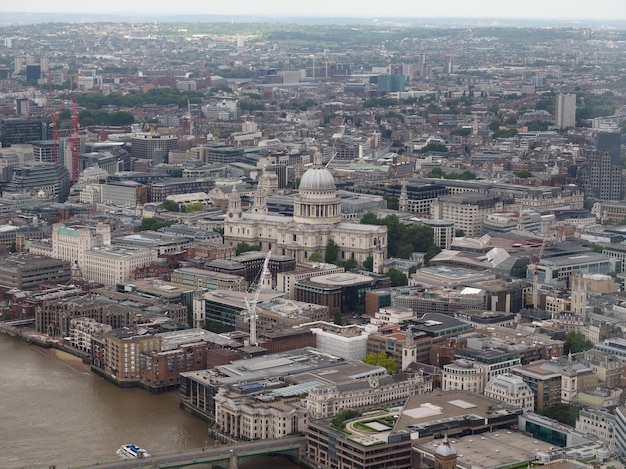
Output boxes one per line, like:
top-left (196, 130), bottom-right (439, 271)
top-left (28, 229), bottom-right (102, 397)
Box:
top-left (72, 437), bottom-right (306, 469)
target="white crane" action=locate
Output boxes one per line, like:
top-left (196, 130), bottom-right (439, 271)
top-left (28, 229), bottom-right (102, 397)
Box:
top-left (244, 250), bottom-right (271, 346)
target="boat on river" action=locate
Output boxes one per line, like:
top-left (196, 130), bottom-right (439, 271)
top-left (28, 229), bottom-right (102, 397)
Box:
top-left (117, 444), bottom-right (151, 459)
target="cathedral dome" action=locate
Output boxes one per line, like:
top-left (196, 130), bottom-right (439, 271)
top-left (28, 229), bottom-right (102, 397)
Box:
top-left (299, 166), bottom-right (336, 191)
top-left (435, 434), bottom-right (456, 457)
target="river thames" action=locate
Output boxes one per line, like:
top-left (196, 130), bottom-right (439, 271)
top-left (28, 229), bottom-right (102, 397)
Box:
top-left (0, 333), bottom-right (302, 469)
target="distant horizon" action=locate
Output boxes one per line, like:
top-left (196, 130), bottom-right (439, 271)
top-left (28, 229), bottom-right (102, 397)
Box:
top-left (1, 12), bottom-right (626, 29)
top-left (1, 0), bottom-right (626, 23)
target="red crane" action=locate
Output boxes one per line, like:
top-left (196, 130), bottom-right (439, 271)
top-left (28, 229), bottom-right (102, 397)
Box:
top-left (70, 100), bottom-right (80, 183)
top-left (49, 103), bottom-right (63, 164)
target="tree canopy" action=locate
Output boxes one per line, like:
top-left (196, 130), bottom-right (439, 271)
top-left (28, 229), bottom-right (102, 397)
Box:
top-left (236, 242), bottom-right (261, 256)
top-left (361, 213), bottom-right (440, 262)
top-left (162, 200), bottom-right (180, 212)
top-left (563, 331), bottom-right (594, 354)
top-left (141, 218), bottom-right (171, 231)
top-left (325, 239), bottom-right (339, 263)
top-left (387, 268), bottom-right (408, 286)
top-left (420, 142), bottom-right (448, 153)
top-left (537, 403), bottom-right (581, 427)
top-left (362, 352), bottom-right (397, 374)
top-left (74, 88), bottom-right (204, 110)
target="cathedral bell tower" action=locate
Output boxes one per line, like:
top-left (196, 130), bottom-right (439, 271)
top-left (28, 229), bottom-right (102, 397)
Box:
top-left (227, 186), bottom-right (242, 220)
top-left (251, 184), bottom-right (268, 214)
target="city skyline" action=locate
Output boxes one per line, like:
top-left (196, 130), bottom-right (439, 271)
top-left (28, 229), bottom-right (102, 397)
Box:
top-left (1, 0), bottom-right (626, 21)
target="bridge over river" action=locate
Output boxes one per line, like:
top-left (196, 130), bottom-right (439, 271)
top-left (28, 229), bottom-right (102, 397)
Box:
top-left (69, 436), bottom-right (307, 469)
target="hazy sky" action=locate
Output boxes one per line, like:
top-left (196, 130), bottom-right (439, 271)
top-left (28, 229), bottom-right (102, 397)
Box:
top-left (2, 0), bottom-right (626, 20)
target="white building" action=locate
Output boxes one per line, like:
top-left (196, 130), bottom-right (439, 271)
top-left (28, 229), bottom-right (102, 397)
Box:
top-left (576, 407), bottom-right (616, 451)
top-left (556, 93), bottom-right (576, 129)
top-left (484, 373), bottom-right (534, 412)
top-left (223, 149), bottom-right (387, 272)
top-left (305, 372), bottom-right (432, 419)
top-left (311, 323), bottom-right (369, 360)
top-left (214, 390), bottom-right (308, 440)
top-left (442, 359), bottom-right (485, 393)
top-left (276, 262), bottom-right (345, 299)
top-left (83, 246), bottom-right (156, 285)
top-left (29, 222), bottom-right (155, 285)
top-left (371, 307), bottom-right (415, 326)
top-left (69, 318), bottom-right (112, 353)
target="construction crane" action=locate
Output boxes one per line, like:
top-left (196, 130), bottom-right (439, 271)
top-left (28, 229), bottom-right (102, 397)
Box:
top-left (70, 99), bottom-right (80, 182)
top-left (50, 109), bottom-right (61, 163)
top-left (529, 219), bottom-right (554, 310)
top-left (244, 250), bottom-right (271, 346)
top-left (529, 239), bottom-right (546, 310)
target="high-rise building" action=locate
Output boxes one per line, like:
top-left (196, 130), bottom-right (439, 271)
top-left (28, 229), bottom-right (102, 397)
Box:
top-left (25, 65), bottom-right (41, 82)
top-left (130, 133), bottom-right (178, 162)
top-left (585, 132), bottom-right (623, 200)
top-left (0, 118), bottom-right (49, 148)
top-left (3, 162), bottom-right (71, 202)
top-left (377, 74), bottom-right (406, 93)
top-left (556, 93), bottom-right (576, 128)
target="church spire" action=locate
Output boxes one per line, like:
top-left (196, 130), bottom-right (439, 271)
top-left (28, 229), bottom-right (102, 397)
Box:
top-left (399, 180), bottom-right (409, 213)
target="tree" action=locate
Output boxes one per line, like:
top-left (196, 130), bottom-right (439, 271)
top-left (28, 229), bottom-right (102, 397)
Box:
top-left (537, 403), bottom-right (581, 427)
top-left (583, 198), bottom-right (597, 211)
top-left (426, 167), bottom-right (445, 178)
top-left (450, 127), bottom-right (472, 137)
top-left (387, 268), bottom-right (408, 286)
top-left (325, 239), bottom-right (339, 263)
top-left (383, 194), bottom-right (399, 210)
top-left (162, 199), bottom-right (180, 212)
top-left (331, 409), bottom-right (362, 430)
top-left (236, 242), bottom-right (261, 256)
top-left (184, 202), bottom-right (205, 213)
top-left (420, 142), bottom-right (448, 153)
top-left (589, 243), bottom-right (604, 253)
top-left (514, 170), bottom-right (533, 179)
top-left (141, 218), bottom-right (171, 231)
top-left (363, 256), bottom-right (374, 272)
top-left (309, 251), bottom-right (321, 262)
top-left (333, 309), bottom-right (342, 326)
top-left (362, 352), bottom-right (397, 374)
top-left (488, 121), bottom-right (501, 131)
top-left (339, 258), bottom-right (358, 270)
top-left (444, 170), bottom-right (476, 180)
top-left (455, 229), bottom-right (465, 237)
top-left (563, 331), bottom-right (594, 354)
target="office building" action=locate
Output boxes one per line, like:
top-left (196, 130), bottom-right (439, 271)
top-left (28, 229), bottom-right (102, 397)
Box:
top-left (615, 407), bottom-right (626, 456)
top-left (0, 254), bottom-right (71, 289)
top-left (130, 133), bottom-right (178, 162)
top-left (432, 194), bottom-right (504, 237)
top-left (0, 118), bottom-right (49, 147)
top-left (25, 64), bottom-right (41, 82)
top-left (556, 93), bottom-right (576, 129)
top-left (585, 132), bottom-right (623, 200)
top-left (3, 162), bottom-right (71, 202)
top-left (377, 74), bottom-right (406, 93)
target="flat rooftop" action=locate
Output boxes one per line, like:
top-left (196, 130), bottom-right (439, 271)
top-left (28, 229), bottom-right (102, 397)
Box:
top-left (415, 430), bottom-right (555, 469)
top-left (396, 391), bottom-right (520, 433)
